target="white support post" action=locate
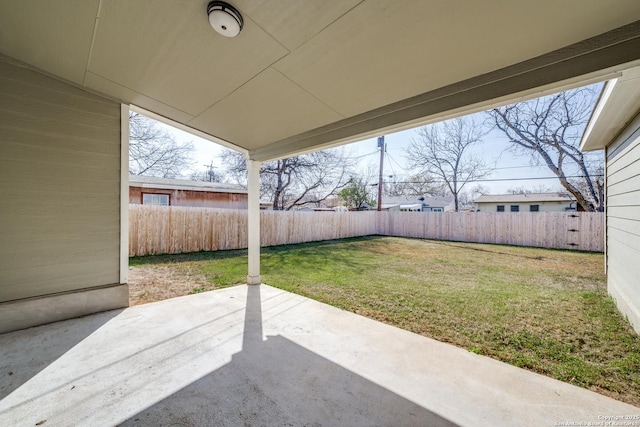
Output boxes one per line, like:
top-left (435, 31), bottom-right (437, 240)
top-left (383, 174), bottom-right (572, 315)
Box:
top-left (120, 104), bottom-right (130, 285)
top-left (247, 159), bottom-right (262, 285)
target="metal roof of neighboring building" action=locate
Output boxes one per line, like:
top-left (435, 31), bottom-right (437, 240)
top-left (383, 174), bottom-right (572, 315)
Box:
top-left (129, 175), bottom-right (247, 194)
top-left (474, 193), bottom-right (575, 203)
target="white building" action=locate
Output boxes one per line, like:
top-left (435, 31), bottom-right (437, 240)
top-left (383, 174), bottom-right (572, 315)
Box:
top-left (474, 193), bottom-right (576, 213)
top-left (381, 196), bottom-right (454, 212)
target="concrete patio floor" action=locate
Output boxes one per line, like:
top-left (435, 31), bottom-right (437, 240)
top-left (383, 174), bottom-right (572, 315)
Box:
top-left (0, 285), bottom-right (637, 426)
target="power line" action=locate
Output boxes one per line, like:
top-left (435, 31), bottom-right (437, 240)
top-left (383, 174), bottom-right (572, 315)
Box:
top-left (371, 174), bottom-right (603, 186)
top-left (379, 150), bottom-right (602, 174)
top-left (488, 163), bottom-right (602, 171)
top-left (385, 151), bottom-right (409, 173)
top-left (488, 164), bottom-right (531, 171)
top-left (352, 150), bottom-right (379, 160)
top-left (385, 151), bottom-right (402, 179)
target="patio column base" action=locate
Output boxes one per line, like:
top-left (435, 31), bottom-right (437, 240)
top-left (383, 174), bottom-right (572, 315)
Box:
top-left (247, 275), bottom-right (261, 285)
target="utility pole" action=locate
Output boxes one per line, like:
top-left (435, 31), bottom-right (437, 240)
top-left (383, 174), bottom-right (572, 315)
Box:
top-left (377, 136), bottom-right (385, 211)
top-left (204, 161), bottom-right (216, 182)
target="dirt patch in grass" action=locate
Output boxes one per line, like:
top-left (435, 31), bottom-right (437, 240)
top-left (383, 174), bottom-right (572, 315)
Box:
top-left (128, 236), bottom-right (640, 406)
top-left (128, 265), bottom-right (210, 305)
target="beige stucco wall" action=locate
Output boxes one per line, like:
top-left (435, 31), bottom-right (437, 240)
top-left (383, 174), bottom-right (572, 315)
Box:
top-left (476, 201), bottom-right (572, 213)
top-left (606, 112), bottom-right (640, 334)
top-left (0, 58), bottom-right (125, 327)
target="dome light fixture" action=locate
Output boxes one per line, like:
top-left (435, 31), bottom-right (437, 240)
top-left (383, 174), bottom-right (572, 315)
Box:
top-left (207, 1), bottom-right (243, 38)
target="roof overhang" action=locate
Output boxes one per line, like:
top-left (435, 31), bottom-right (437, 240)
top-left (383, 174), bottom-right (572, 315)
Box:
top-left (580, 66), bottom-right (640, 151)
top-left (2, 2), bottom-right (640, 161)
top-left (129, 181), bottom-right (248, 194)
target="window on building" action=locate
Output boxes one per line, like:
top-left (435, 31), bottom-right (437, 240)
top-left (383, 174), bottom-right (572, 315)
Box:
top-left (497, 205), bottom-right (505, 212)
top-left (510, 205), bottom-right (519, 212)
top-left (529, 204), bottom-right (539, 212)
top-left (432, 208), bottom-right (443, 212)
top-left (142, 193), bottom-right (169, 206)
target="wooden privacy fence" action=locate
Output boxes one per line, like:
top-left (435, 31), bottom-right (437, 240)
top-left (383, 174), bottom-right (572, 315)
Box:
top-left (129, 205), bottom-right (604, 256)
top-left (129, 205), bottom-right (380, 256)
top-left (129, 205), bottom-right (248, 255)
top-left (382, 211), bottom-right (604, 251)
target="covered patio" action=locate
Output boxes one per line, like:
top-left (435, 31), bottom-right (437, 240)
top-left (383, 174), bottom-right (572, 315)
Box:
top-left (2, 1), bottom-right (640, 424)
top-left (1, 285), bottom-right (636, 426)
top-left (2, 0), bottom-right (640, 330)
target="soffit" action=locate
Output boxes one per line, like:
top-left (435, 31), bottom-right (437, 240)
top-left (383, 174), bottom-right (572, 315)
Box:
top-left (1, 1), bottom-right (640, 159)
top-left (581, 67), bottom-right (640, 151)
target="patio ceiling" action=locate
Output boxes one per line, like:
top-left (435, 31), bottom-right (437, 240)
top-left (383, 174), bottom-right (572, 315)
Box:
top-left (2, 1), bottom-right (640, 161)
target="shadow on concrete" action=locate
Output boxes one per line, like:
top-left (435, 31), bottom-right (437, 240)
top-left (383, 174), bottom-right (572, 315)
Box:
top-left (0, 309), bottom-right (124, 400)
top-left (120, 286), bottom-right (458, 426)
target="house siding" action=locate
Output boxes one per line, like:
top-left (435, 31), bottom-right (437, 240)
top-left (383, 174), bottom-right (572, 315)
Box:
top-left (0, 60), bottom-right (122, 309)
top-left (476, 201), bottom-right (572, 213)
top-left (129, 187), bottom-right (248, 209)
top-left (606, 111), bottom-right (640, 333)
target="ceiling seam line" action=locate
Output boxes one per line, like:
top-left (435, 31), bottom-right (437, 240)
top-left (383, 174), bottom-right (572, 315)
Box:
top-left (271, 68), bottom-right (344, 119)
top-left (189, 49), bottom-right (292, 122)
top-left (84, 71), bottom-right (195, 119)
top-left (188, 6), bottom-right (294, 119)
top-left (282, 0), bottom-right (367, 53)
top-left (83, 0), bottom-right (103, 86)
top-left (241, 9), bottom-right (290, 53)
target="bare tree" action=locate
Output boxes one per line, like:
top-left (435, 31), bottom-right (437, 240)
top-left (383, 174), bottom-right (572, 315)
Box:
top-left (129, 112), bottom-right (194, 178)
top-left (386, 174), bottom-right (447, 197)
top-left (405, 117), bottom-right (489, 211)
top-left (505, 184), bottom-right (557, 195)
top-left (487, 87), bottom-right (605, 211)
top-left (222, 148), bottom-right (354, 210)
top-left (459, 184), bottom-right (490, 207)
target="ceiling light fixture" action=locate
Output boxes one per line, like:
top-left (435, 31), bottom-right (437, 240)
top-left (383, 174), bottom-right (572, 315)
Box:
top-left (207, 1), bottom-right (243, 38)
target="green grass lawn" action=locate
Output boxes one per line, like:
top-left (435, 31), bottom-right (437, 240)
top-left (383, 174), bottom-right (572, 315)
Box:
top-left (130, 236), bottom-right (640, 405)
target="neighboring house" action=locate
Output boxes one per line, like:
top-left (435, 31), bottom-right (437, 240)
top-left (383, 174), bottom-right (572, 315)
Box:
top-left (129, 175), bottom-right (247, 209)
top-left (474, 193), bottom-right (576, 213)
top-left (580, 66), bottom-right (640, 333)
top-left (382, 196), bottom-right (454, 212)
top-left (292, 197), bottom-right (342, 211)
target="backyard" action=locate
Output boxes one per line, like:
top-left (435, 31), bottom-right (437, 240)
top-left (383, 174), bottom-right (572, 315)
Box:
top-left (129, 236), bottom-right (640, 406)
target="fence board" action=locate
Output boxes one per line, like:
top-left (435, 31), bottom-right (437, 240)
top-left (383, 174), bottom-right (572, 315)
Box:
top-left (129, 205), bottom-right (604, 256)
